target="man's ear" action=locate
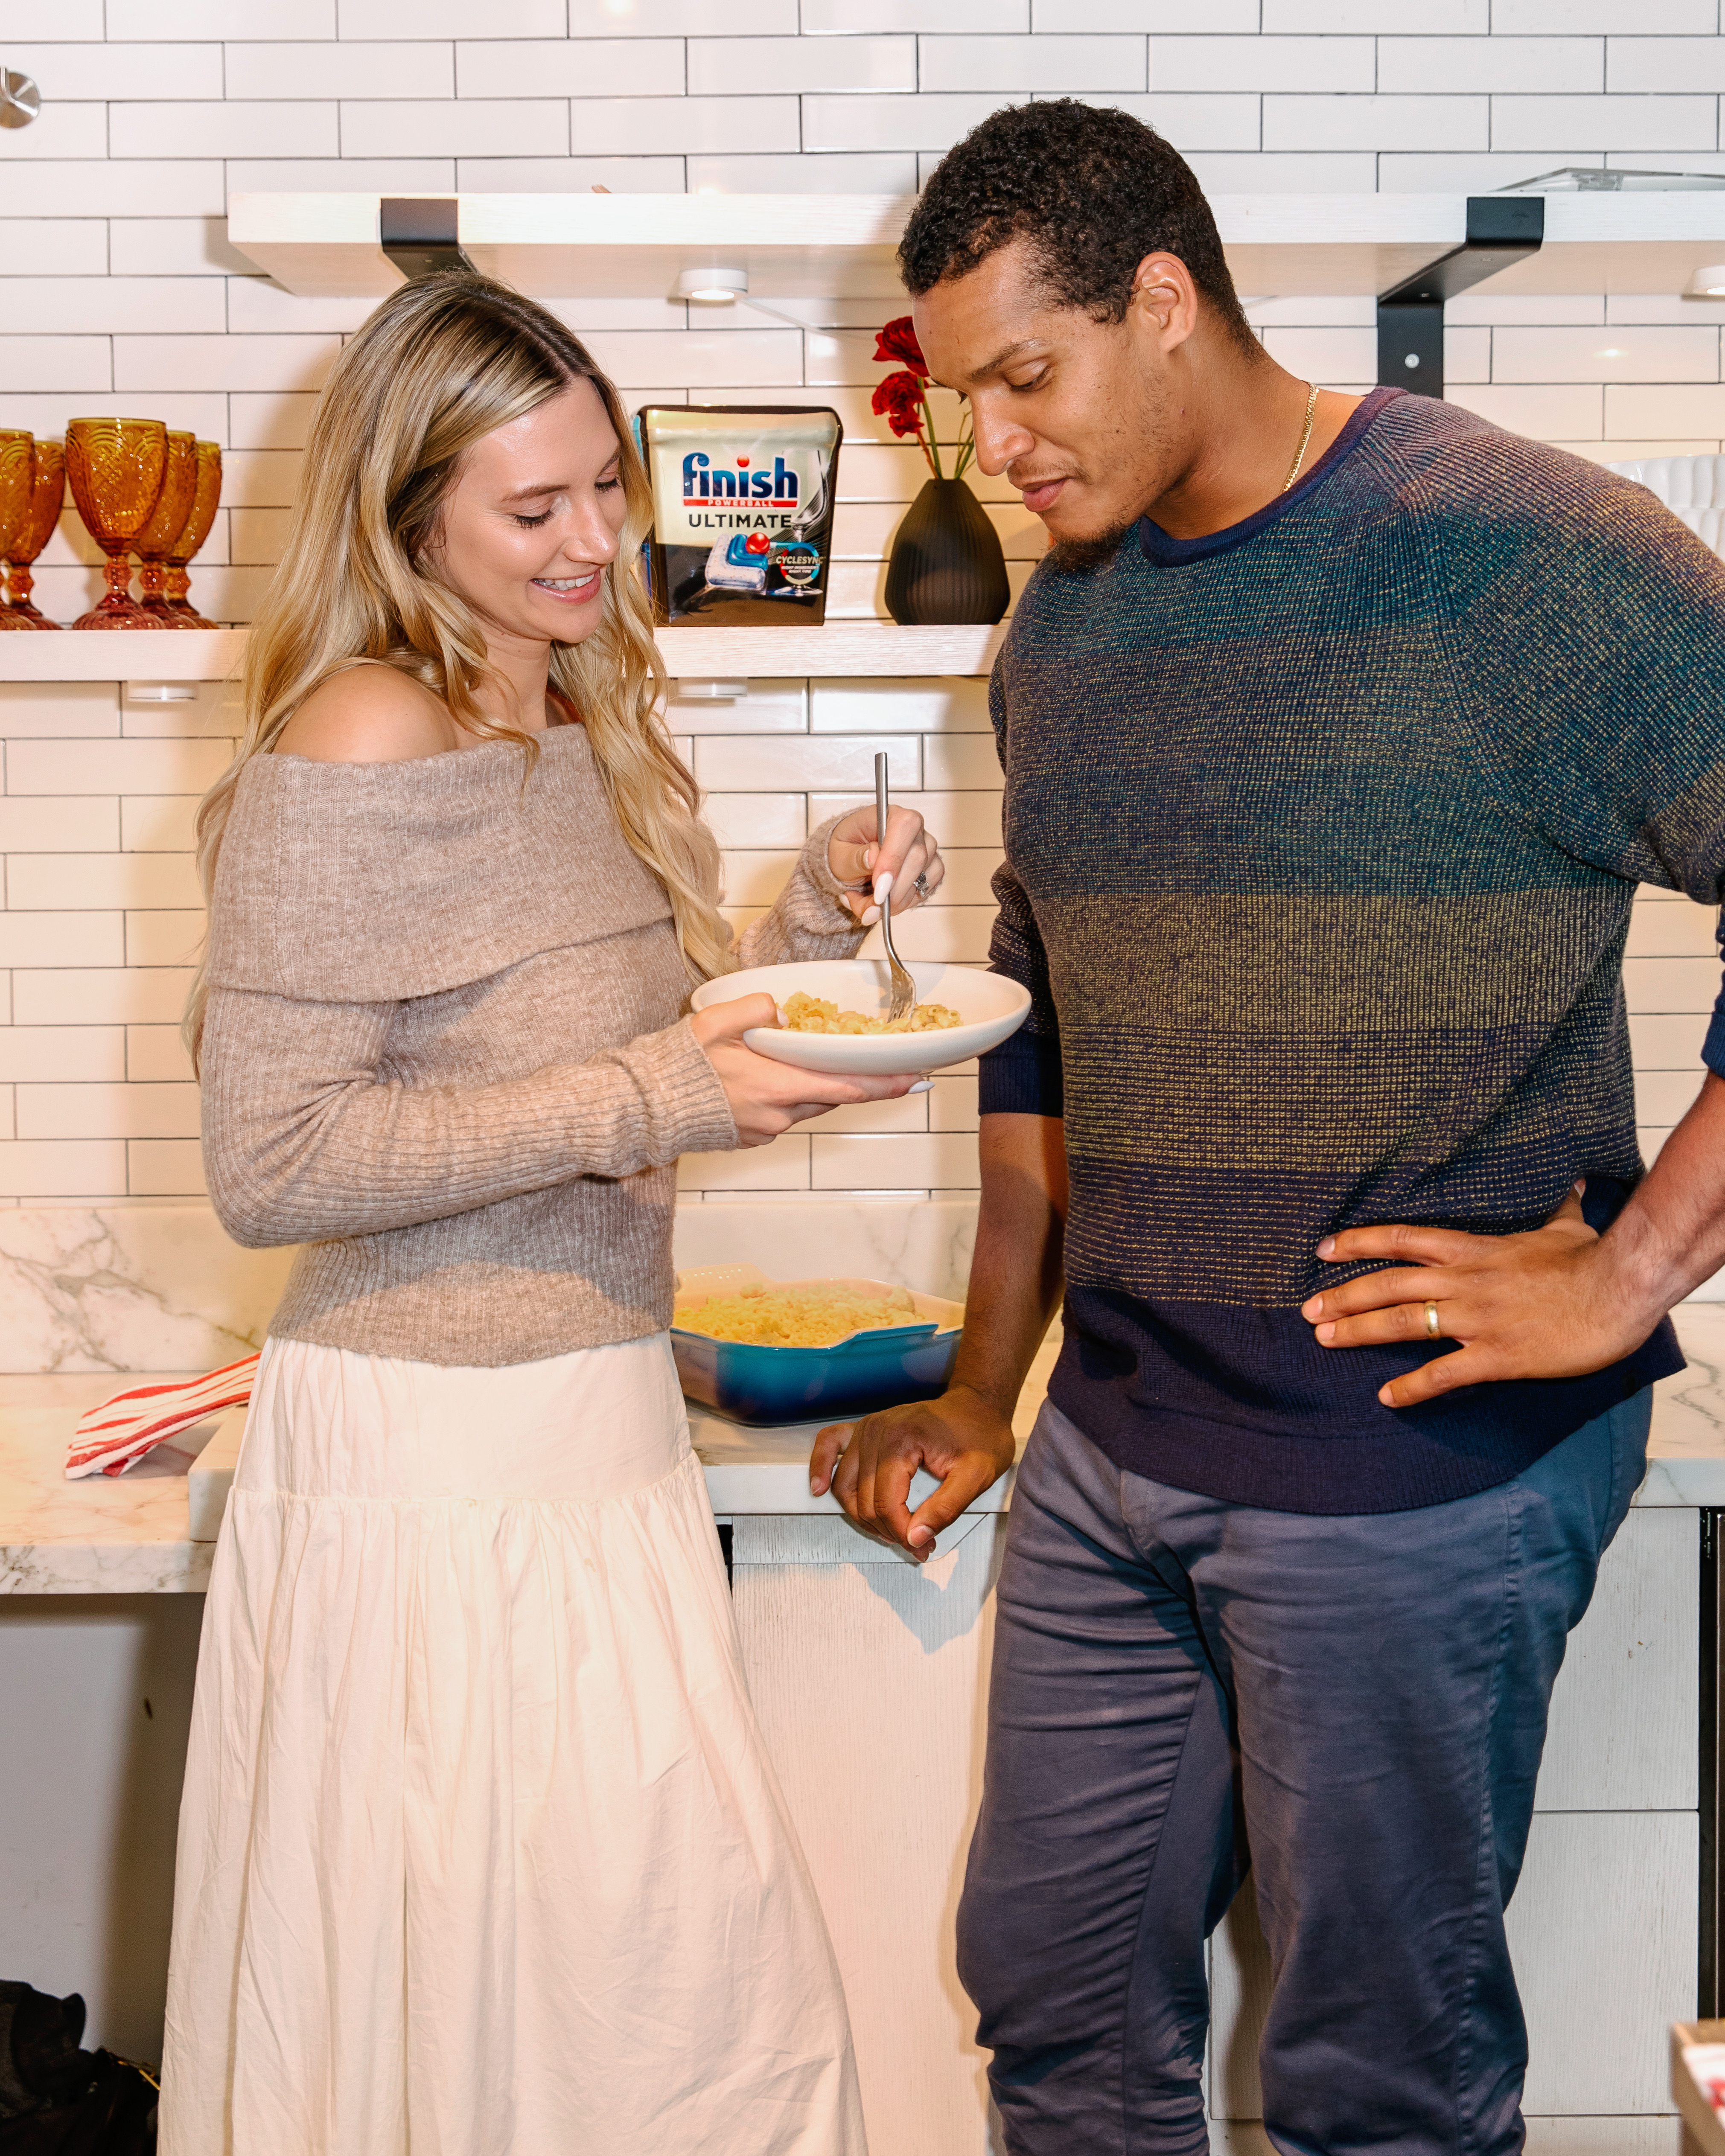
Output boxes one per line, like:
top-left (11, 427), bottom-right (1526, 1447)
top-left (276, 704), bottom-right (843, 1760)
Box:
top-left (1130, 253), bottom-right (1200, 355)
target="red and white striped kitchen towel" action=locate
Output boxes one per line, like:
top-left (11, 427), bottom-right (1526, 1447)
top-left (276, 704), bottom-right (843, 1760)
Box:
top-left (65, 1353), bottom-right (259, 1480)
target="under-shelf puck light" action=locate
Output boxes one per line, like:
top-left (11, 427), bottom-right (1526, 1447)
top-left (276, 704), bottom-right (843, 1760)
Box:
top-left (676, 267), bottom-right (749, 304)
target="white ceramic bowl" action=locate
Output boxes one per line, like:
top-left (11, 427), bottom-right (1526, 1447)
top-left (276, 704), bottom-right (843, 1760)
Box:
top-left (690, 958), bottom-right (1031, 1076)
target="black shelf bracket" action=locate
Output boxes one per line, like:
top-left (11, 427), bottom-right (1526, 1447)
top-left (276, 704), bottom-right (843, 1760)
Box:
top-left (1376, 195), bottom-right (1544, 401)
top-left (380, 197), bottom-right (476, 284)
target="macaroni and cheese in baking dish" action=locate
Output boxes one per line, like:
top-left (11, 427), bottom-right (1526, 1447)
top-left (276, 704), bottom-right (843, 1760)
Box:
top-left (673, 1281), bottom-right (921, 1349)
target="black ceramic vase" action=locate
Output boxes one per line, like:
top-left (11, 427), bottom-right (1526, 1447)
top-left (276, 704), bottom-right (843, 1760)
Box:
top-left (884, 476), bottom-right (1009, 626)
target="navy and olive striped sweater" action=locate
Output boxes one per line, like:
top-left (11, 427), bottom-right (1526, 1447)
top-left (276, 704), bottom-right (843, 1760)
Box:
top-left (980, 387), bottom-right (1725, 1515)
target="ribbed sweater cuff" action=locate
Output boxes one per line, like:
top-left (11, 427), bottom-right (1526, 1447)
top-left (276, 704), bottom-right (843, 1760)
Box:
top-left (737, 813), bottom-right (868, 967)
top-left (801, 811), bottom-right (857, 907)
top-left (1704, 965), bottom-right (1725, 1082)
top-left (978, 1030), bottom-right (1064, 1117)
top-left (784, 811), bottom-right (867, 938)
top-left (645, 1015), bottom-right (740, 1158)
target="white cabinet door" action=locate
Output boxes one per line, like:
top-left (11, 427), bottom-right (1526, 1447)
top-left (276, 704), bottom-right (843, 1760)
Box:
top-left (1522, 2123), bottom-right (1682, 2155)
top-left (1536, 1509), bottom-right (1697, 1813)
top-left (730, 1513), bottom-right (1008, 2156)
top-left (1512, 1811), bottom-right (1697, 2114)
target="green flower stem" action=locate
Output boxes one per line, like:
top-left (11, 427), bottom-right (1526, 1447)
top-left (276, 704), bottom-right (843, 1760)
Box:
top-left (918, 384), bottom-right (945, 480)
top-left (901, 372), bottom-right (976, 480)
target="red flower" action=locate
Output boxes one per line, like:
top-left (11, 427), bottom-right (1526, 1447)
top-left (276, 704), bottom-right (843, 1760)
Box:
top-left (871, 370), bottom-right (927, 439)
top-left (874, 316), bottom-right (928, 375)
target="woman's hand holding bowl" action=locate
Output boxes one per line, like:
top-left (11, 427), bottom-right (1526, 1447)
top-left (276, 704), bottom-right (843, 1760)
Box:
top-left (690, 996), bottom-right (919, 1147)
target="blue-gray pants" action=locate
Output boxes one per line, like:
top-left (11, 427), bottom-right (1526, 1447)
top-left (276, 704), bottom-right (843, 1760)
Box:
top-left (955, 1391), bottom-right (1653, 2155)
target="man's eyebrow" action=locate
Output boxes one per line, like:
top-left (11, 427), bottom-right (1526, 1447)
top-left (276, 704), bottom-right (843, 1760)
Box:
top-left (963, 339), bottom-right (1043, 383)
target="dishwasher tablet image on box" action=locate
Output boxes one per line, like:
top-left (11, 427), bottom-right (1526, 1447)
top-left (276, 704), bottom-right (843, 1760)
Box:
top-left (638, 405), bottom-right (842, 626)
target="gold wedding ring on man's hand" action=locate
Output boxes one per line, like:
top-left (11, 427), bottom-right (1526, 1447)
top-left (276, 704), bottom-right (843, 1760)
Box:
top-left (1424, 1300), bottom-right (1442, 1339)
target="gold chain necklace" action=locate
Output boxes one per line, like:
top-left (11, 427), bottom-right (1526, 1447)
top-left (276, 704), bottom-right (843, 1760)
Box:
top-left (1281, 381), bottom-right (1320, 494)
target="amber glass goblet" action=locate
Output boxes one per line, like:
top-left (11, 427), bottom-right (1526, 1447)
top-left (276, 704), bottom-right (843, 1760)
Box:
top-left (0, 431), bottom-right (35, 631)
top-left (133, 431), bottom-right (198, 625)
top-left (0, 431), bottom-right (31, 575)
top-left (66, 417), bottom-right (168, 630)
top-left (0, 437), bottom-right (64, 631)
top-left (161, 440), bottom-right (222, 629)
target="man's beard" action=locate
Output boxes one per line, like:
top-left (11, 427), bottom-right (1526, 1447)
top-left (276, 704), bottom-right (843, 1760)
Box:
top-left (1049, 520), bottom-right (1135, 574)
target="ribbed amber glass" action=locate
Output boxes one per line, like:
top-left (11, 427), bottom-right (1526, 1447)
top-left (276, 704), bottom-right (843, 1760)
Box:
top-left (134, 431), bottom-right (198, 623)
top-left (0, 438), bottom-right (64, 632)
top-left (163, 440), bottom-right (223, 629)
top-left (65, 416), bottom-right (169, 629)
top-left (0, 431), bottom-right (31, 566)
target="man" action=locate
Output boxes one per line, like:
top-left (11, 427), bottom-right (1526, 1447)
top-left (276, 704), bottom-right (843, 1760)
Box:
top-left (808, 100), bottom-right (1725, 2153)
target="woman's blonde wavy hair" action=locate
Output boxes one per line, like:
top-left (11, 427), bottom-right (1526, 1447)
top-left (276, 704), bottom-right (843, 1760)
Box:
top-left (185, 272), bottom-right (732, 1064)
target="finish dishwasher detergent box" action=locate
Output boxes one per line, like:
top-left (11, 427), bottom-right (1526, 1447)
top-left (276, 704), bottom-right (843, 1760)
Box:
top-left (637, 405), bottom-right (843, 626)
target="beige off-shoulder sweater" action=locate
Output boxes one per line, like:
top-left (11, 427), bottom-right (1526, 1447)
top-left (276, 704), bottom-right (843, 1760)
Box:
top-left (200, 721), bottom-right (864, 1366)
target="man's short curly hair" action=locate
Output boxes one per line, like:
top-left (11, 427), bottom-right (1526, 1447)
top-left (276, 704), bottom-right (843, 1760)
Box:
top-left (899, 100), bottom-right (1256, 354)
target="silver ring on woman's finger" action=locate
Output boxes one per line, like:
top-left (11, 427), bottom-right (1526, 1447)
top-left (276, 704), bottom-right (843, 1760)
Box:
top-left (1423, 1299), bottom-right (1442, 1339)
top-left (913, 870), bottom-right (930, 899)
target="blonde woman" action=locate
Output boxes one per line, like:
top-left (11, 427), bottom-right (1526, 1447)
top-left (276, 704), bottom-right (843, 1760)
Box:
top-left (160, 274), bottom-right (943, 2156)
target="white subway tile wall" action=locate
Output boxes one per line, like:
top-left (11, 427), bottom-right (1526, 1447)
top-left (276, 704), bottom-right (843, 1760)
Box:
top-left (0, 3), bottom-right (1721, 1202)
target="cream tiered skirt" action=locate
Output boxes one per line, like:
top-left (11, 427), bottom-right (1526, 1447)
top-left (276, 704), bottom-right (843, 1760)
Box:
top-left (161, 1332), bottom-right (865, 2156)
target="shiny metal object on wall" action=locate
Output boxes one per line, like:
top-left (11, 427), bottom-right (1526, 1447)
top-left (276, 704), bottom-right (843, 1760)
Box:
top-left (0, 70), bottom-right (40, 127)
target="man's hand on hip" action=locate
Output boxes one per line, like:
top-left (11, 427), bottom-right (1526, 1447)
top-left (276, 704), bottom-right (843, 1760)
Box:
top-left (1300, 1187), bottom-right (1658, 1410)
top-left (809, 1386), bottom-right (1018, 1561)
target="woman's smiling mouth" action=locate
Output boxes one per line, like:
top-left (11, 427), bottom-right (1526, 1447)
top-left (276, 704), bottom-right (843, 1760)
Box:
top-left (530, 572), bottom-right (600, 601)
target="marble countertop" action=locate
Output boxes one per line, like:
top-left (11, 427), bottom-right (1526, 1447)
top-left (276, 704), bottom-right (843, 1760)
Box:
top-left (0, 1373), bottom-right (219, 1594)
top-left (0, 1330), bottom-right (1061, 1594)
top-left (6, 1309), bottom-right (1725, 1595)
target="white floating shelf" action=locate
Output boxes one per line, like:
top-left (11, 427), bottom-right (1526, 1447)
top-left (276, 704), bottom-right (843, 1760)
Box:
top-left (0, 624), bottom-right (1002, 685)
top-left (226, 189), bottom-right (1725, 303)
top-left (228, 191), bottom-right (913, 302)
top-left (1223, 189), bottom-right (1725, 297)
top-left (0, 630), bottom-right (247, 684)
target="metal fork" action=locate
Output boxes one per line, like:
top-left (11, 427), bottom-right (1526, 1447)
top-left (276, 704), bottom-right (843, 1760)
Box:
top-left (874, 750), bottom-right (917, 1023)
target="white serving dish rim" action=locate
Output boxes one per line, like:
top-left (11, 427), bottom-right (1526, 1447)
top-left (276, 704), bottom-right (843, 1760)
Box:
top-left (689, 957), bottom-right (1030, 1074)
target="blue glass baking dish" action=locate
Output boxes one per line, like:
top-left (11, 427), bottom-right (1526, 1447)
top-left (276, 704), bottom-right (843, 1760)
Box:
top-left (670, 1264), bottom-right (964, 1427)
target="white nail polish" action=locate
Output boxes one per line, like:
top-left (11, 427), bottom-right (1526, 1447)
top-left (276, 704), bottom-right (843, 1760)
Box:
top-left (861, 905), bottom-right (880, 924)
top-left (908, 1079), bottom-right (932, 1093)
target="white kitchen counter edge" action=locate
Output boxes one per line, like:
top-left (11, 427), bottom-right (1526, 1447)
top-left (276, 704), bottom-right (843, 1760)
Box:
top-left (5, 1312), bottom-right (1724, 1594)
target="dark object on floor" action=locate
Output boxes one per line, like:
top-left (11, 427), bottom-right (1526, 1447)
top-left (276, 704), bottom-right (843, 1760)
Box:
top-left (0, 1983), bottom-right (157, 2153)
top-left (885, 477), bottom-right (1010, 626)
